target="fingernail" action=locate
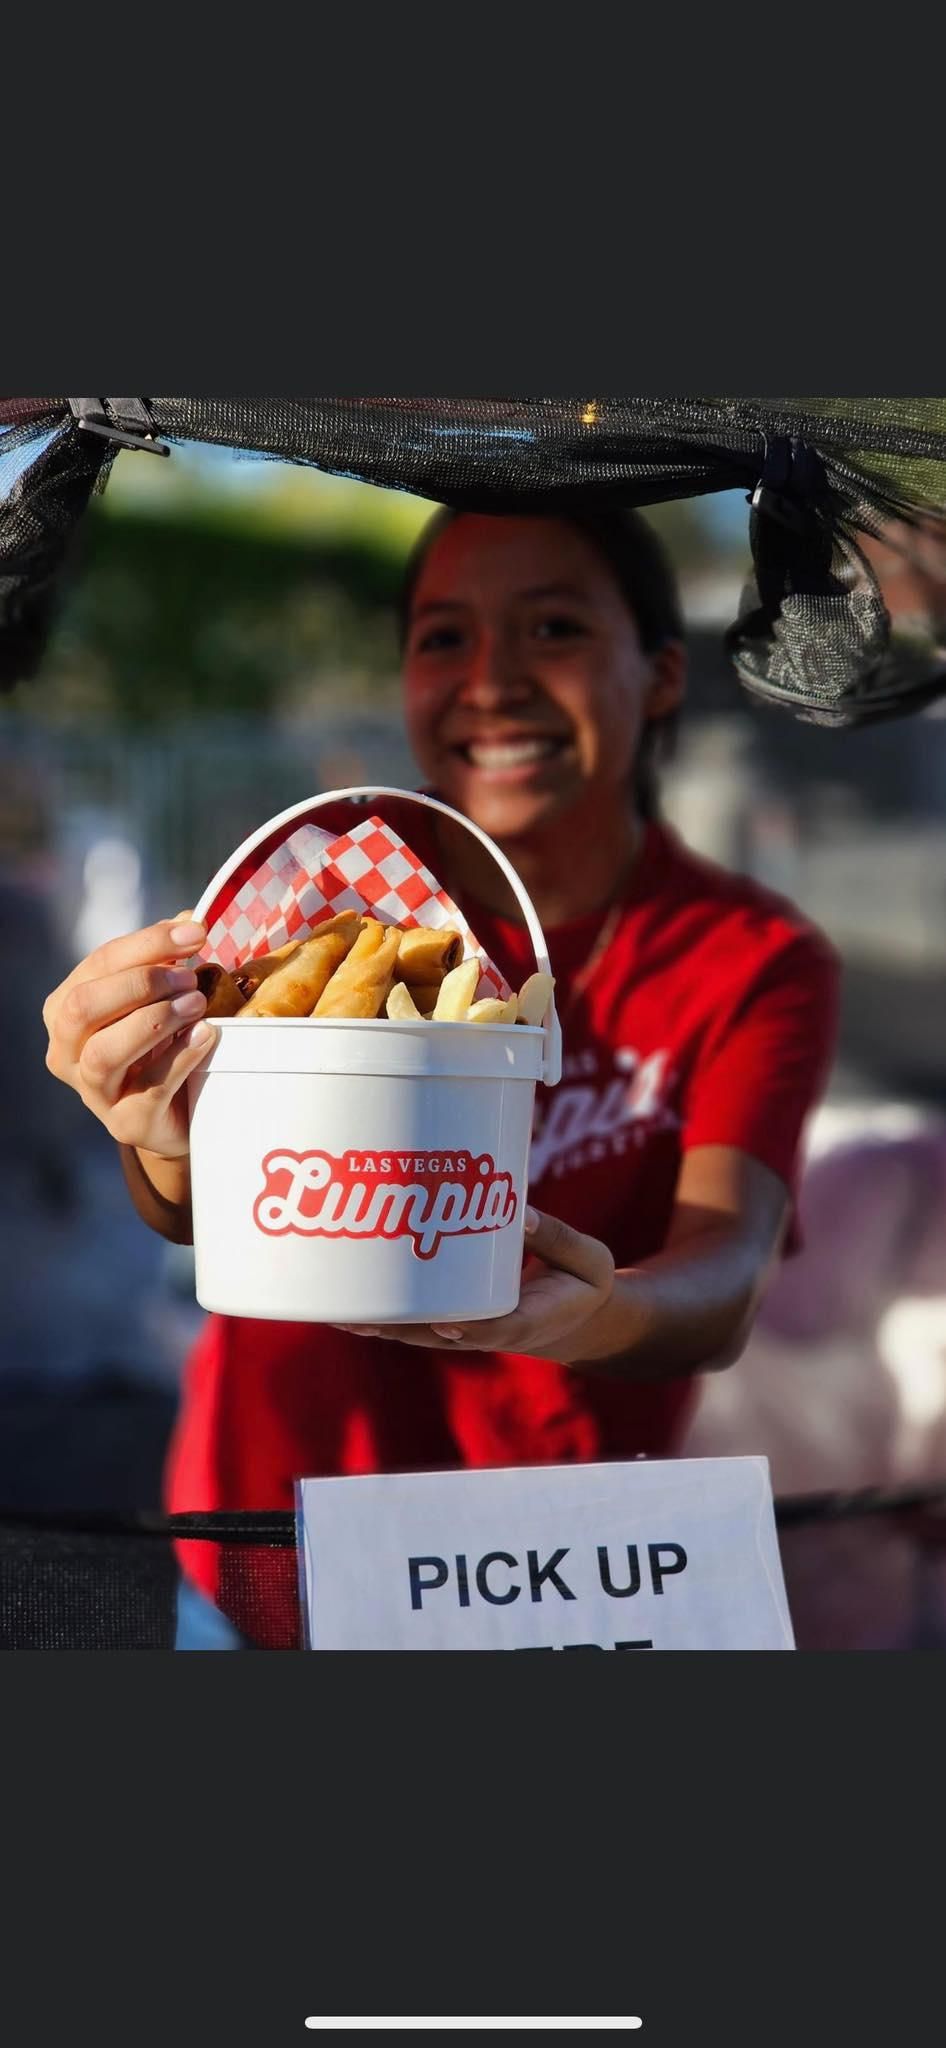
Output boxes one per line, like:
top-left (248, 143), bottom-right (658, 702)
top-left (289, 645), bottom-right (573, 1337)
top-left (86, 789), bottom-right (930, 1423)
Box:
top-left (524, 1207), bottom-right (540, 1233)
top-left (431, 1325), bottom-right (464, 1342)
top-left (184, 1021), bottom-right (214, 1049)
top-left (170, 921), bottom-right (206, 949)
top-left (166, 967), bottom-right (198, 992)
top-left (348, 1326), bottom-right (381, 1338)
top-left (172, 990), bottom-right (207, 1019)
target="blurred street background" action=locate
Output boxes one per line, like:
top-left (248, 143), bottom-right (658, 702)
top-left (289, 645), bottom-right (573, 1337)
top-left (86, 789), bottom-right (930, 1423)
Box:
top-left (2, 441), bottom-right (946, 1647)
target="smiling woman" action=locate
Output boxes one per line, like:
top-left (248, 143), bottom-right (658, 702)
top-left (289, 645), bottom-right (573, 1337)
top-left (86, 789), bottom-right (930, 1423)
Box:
top-left (400, 507), bottom-right (686, 866)
top-left (42, 501), bottom-right (841, 1647)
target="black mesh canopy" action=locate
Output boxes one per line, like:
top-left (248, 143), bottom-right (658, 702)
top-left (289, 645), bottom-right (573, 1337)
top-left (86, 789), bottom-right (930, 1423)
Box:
top-left (2, 395), bottom-right (946, 725)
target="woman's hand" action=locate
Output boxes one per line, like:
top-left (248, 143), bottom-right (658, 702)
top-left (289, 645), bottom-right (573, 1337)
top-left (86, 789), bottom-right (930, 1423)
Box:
top-left (337, 1206), bottom-right (616, 1362)
top-left (43, 916), bottom-right (217, 1161)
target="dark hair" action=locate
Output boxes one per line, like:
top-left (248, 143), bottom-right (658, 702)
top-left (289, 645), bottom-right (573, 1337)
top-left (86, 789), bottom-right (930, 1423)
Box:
top-left (398, 504), bottom-right (685, 820)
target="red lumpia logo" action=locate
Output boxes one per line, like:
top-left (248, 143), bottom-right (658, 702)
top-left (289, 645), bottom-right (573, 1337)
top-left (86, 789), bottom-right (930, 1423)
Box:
top-left (254, 1149), bottom-right (518, 1260)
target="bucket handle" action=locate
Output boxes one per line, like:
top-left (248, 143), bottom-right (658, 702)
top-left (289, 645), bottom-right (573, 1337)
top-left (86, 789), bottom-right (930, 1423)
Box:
top-left (192, 784), bottom-right (562, 1086)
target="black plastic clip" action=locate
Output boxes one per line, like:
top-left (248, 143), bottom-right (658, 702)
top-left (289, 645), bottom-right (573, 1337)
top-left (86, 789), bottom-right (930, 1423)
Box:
top-left (68, 398), bottom-right (170, 457)
top-left (749, 436), bottom-right (824, 533)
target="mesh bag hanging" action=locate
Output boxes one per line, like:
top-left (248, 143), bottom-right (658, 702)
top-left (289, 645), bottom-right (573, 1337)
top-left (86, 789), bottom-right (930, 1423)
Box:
top-left (2, 396), bottom-right (946, 726)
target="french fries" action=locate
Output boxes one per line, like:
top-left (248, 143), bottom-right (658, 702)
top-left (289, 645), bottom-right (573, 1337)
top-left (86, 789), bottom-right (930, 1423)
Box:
top-left (468, 996), bottom-right (518, 1024)
top-left (202, 912), bottom-right (556, 1027)
top-left (515, 972), bottom-right (555, 1027)
top-left (432, 959), bottom-right (481, 1021)
top-left (385, 982), bottom-right (424, 1021)
top-left (398, 981), bottom-right (442, 1016)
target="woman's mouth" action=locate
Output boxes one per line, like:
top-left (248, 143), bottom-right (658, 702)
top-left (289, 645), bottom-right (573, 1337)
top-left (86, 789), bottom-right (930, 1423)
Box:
top-left (453, 736), bottom-right (571, 775)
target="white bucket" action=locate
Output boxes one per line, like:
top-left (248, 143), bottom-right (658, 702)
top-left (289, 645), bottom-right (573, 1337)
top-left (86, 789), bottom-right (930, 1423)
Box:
top-left (187, 788), bottom-right (562, 1326)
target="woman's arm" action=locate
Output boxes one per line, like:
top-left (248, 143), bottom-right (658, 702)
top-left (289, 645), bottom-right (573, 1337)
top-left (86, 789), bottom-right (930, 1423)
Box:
top-left (119, 1148), bottom-right (194, 1246)
top-left (563, 1146), bottom-right (790, 1380)
top-left (337, 1145), bottom-right (791, 1380)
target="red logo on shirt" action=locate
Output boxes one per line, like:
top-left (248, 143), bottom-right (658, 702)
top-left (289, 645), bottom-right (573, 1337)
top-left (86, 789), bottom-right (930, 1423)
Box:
top-left (253, 1149), bottom-right (518, 1261)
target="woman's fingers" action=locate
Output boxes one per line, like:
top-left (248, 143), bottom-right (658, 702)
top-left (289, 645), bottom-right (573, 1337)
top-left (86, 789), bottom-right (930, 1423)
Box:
top-left (336, 1211), bottom-right (616, 1356)
top-left (40, 910), bottom-right (216, 1159)
top-left (75, 990), bottom-right (209, 1106)
top-left (108, 1020), bottom-right (218, 1149)
top-left (49, 963), bottom-right (205, 1069)
top-left (43, 918), bottom-right (206, 1037)
top-left (520, 1206), bottom-right (615, 1292)
top-left (129, 1019), bottom-right (217, 1102)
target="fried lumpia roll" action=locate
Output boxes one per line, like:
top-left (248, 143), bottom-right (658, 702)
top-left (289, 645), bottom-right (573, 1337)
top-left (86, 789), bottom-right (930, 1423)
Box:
top-left (238, 939), bottom-right (302, 985)
top-left (239, 917), bottom-right (361, 1017)
top-left (195, 965), bottom-right (249, 1018)
top-left (242, 912), bottom-right (359, 982)
top-left (312, 919), bottom-right (402, 1019)
top-left (395, 925), bottom-right (464, 984)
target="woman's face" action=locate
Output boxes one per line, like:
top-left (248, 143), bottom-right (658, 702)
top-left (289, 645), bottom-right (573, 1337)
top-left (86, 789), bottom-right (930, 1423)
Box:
top-left (402, 514), bottom-right (683, 843)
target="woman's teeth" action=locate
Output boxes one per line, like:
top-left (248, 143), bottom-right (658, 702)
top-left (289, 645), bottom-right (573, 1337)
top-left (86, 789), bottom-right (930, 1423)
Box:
top-left (463, 738), bottom-right (564, 769)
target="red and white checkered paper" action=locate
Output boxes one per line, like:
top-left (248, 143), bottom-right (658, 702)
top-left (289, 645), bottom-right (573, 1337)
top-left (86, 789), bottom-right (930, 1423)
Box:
top-left (201, 815), bottom-right (511, 1002)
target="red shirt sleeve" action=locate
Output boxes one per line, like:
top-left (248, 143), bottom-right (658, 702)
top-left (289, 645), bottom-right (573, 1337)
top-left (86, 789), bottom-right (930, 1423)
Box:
top-left (681, 928), bottom-right (841, 1232)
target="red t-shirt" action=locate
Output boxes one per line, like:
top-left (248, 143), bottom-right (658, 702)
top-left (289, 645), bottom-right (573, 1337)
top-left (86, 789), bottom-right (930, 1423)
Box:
top-left (166, 820), bottom-right (839, 1635)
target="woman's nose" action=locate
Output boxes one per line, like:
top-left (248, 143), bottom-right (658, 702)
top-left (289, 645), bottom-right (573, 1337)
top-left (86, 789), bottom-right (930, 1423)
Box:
top-left (458, 632), bottom-right (529, 705)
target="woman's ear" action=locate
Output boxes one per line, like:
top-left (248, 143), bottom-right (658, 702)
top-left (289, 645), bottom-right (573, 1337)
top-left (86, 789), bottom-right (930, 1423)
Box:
top-left (645, 640), bottom-right (687, 723)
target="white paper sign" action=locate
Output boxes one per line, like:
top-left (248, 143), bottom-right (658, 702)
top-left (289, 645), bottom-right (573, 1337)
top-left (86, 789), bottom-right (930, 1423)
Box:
top-left (296, 1456), bottom-right (794, 1651)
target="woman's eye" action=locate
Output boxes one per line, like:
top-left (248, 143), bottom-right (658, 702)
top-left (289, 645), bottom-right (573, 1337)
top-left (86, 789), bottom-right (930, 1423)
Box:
top-left (415, 624), bottom-right (466, 654)
top-left (532, 613), bottom-right (587, 642)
